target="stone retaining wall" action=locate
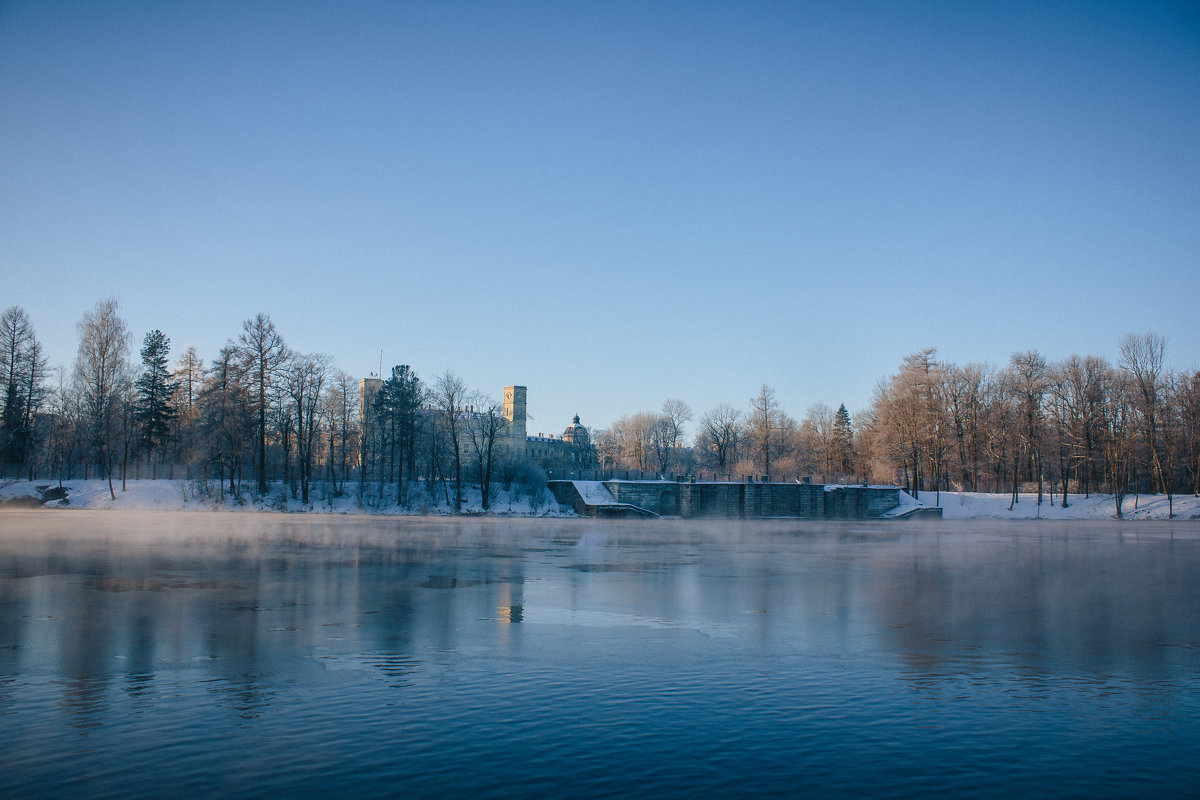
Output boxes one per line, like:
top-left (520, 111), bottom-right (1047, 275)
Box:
top-left (601, 481), bottom-right (899, 519)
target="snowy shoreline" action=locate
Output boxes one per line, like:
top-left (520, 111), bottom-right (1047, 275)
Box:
top-left (0, 479), bottom-right (572, 517)
top-left (893, 488), bottom-right (1200, 520)
top-left (2, 479), bottom-right (1199, 521)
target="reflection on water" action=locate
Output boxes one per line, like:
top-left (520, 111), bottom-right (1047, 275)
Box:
top-left (0, 511), bottom-right (1198, 798)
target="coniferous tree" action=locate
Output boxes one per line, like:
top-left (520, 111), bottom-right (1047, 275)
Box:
top-left (832, 403), bottom-right (854, 475)
top-left (1, 306), bottom-right (34, 467)
top-left (134, 330), bottom-right (178, 463)
top-left (374, 365), bottom-right (422, 504)
top-left (1, 306), bottom-right (47, 473)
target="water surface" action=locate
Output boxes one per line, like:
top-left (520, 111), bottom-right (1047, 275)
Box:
top-left (1, 511), bottom-right (1197, 798)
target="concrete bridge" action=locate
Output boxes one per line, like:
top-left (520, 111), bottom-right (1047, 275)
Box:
top-left (548, 479), bottom-right (908, 520)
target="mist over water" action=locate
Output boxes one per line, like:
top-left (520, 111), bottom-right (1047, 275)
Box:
top-left (1, 511), bottom-right (1197, 798)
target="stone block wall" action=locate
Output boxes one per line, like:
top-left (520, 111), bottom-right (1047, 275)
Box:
top-left (604, 481), bottom-right (681, 515)
top-left (602, 481), bottom-right (898, 519)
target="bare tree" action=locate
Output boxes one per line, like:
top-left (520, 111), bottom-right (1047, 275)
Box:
top-left (605, 412), bottom-right (658, 472)
top-left (198, 345), bottom-right (252, 499)
top-left (1159, 370), bottom-right (1181, 517)
top-left (175, 345), bottom-right (203, 417)
top-left (72, 299), bottom-right (131, 500)
top-left (237, 314), bottom-right (290, 494)
top-left (869, 350), bottom-right (941, 499)
top-left (802, 402), bottom-right (836, 477)
top-left (1101, 366), bottom-right (1134, 517)
top-left (464, 391), bottom-right (508, 509)
top-left (174, 344), bottom-right (203, 466)
top-left (43, 366), bottom-right (76, 486)
top-left (1183, 370), bottom-right (1200, 496)
top-left (288, 353), bottom-right (329, 504)
top-left (1007, 350), bottom-right (1048, 507)
top-left (696, 403), bottom-right (742, 477)
top-left (1055, 355), bottom-right (1107, 498)
top-left (325, 368), bottom-right (358, 496)
top-left (1119, 332), bottom-right (1167, 495)
top-left (942, 363), bottom-right (987, 491)
top-left (660, 398), bottom-right (693, 472)
top-left (271, 381), bottom-right (295, 496)
top-left (649, 414), bottom-right (676, 475)
top-left (748, 384), bottom-right (782, 479)
top-left (592, 427), bottom-right (620, 472)
top-left (432, 371), bottom-right (468, 510)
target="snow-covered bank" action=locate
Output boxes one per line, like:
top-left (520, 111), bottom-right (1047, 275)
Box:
top-left (0, 479), bottom-right (572, 517)
top-left (4, 480), bottom-right (1198, 521)
top-left (901, 490), bottom-right (1200, 520)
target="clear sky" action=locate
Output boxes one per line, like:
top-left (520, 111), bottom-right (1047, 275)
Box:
top-left (2, 1), bottom-right (1198, 435)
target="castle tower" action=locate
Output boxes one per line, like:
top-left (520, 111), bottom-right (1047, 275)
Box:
top-left (502, 385), bottom-right (527, 455)
top-left (359, 377), bottom-right (382, 428)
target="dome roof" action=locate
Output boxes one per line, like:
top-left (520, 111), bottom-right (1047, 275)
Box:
top-left (563, 413), bottom-right (588, 443)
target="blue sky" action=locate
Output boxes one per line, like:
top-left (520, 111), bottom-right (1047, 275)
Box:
top-left (2, 1), bottom-right (1197, 434)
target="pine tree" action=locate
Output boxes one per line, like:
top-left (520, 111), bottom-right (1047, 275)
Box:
top-left (374, 364), bottom-right (422, 504)
top-left (833, 403), bottom-right (854, 475)
top-left (1, 305), bottom-right (39, 468)
top-left (134, 329), bottom-right (178, 461)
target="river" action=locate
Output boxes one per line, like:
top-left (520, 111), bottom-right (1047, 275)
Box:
top-left (1, 510), bottom-right (1197, 798)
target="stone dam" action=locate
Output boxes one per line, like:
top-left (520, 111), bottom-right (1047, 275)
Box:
top-left (549, 480), bottom-right (919, 519)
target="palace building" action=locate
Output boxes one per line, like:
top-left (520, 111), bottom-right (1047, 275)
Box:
top-left (360, 379), bottom-right (595, 470)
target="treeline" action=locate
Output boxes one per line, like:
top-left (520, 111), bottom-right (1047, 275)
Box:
top-left (598, 388), bottom-right (855, 483)
top-left (0, 300), bottom-right (543, 509)
top-left (3, 299), bottom-right (1197, 518)
top-left (856, 339), bottom-right (1200, 517)
top-left (564, 338), bottom-right (1200, 520)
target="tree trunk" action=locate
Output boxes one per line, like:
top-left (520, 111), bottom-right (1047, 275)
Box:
top-left (1008, 454), bottom-right (1019, 511)
top-left (396, 425), bottom-right (404, 507)
top-left (258, 386), bottom-right (267, 494)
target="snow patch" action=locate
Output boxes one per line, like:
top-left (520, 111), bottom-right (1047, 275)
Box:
top-left (572, 481), bottom-right (617, 505)
top-left (889, 490), bottom-right (1200, 521)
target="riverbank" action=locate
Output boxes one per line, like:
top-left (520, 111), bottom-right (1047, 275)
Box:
top-left (899, 489), bottom-right (1200, 520)
top-left (3, 479), bottom-right (1197, 520)
top-left (0, 478), bottom-right (570, 517)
